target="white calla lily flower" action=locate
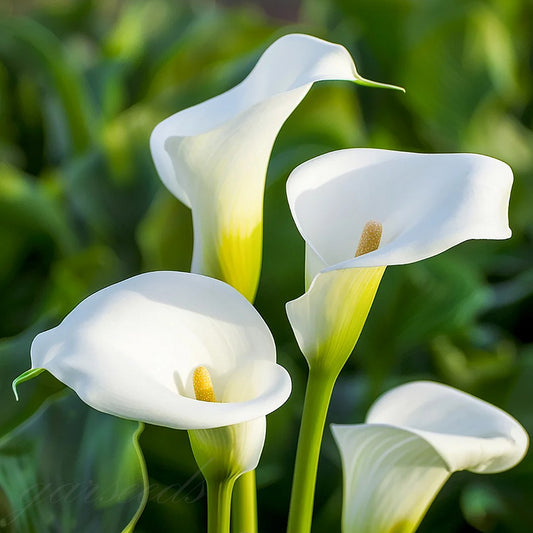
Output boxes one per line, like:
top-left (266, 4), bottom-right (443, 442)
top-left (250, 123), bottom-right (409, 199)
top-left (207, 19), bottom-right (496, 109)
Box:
top-left (150, 34), bottom-right (401, 302)
top-left (14, 271), bottom-right (291, 475)
top-left (19, 271), bottom-right (291, 429)
top-left (286, 149), bottom-right (513, 369)
top-left (331, 381), bottom-right (529, 533)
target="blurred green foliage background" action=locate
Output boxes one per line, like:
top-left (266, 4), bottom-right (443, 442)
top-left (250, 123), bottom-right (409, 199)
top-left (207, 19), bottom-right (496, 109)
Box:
top-left (0, 0), bottom-right (532, 531)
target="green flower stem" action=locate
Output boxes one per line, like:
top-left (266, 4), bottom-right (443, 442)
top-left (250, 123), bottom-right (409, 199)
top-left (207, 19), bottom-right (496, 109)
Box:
top-left (232, 470), bottom-right (258, 533)
top-left (287, 366), bottom-right (338, 533)
top-left (207, 476), bottom-right (236, 533)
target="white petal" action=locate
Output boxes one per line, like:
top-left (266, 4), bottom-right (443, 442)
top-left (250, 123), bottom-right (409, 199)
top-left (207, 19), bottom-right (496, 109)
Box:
top-left (29, 271), bottom-right (291, 429)
top-left (150, 35), bottom-right (400, 299)
top-left (286, 266), bottom-right (384, 368)
top-left (367, 381), bottom-right (529, 473)
top-left (287, 149), bottom-right (513, 271)
top-left (332, 424), bottom-right (449, 533)
top-left (332, 382), bottom-right (528, 533)
top-left (151, 34), bottom-right (400, 205)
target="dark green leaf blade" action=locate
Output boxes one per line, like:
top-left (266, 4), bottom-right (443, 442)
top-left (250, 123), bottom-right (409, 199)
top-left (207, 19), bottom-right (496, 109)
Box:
top-left (0, 392), bottom-right (148, 533)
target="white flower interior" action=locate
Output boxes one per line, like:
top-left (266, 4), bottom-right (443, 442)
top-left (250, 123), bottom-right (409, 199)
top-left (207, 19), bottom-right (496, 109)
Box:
top-left (28, 272), bottom-right (291, 430)
top-left (287, 149), bottom-right (513, 273)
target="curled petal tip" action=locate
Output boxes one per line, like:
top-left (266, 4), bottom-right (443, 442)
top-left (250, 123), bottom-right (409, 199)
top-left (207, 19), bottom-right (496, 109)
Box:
top-left (352, 77), bottom-right (405, 93)
top-left (11, 368), bottom-right (44, 402)
top-left (12, 381), bottom-right (19, 402)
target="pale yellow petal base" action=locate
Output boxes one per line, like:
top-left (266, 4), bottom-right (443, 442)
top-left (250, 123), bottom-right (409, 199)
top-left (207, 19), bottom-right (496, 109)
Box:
top-left (287, 265), bottom-right (385, 372)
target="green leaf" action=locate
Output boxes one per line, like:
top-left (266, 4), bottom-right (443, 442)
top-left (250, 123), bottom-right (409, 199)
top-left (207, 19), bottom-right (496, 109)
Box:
top-left (0, 164), bottom-right (77, 257)
top-left (0, 17), bottom-right (95, 155)
top-left (354, 254), bottom-right (490, 388)
top-left (0, 392), bottom-right (148, 533)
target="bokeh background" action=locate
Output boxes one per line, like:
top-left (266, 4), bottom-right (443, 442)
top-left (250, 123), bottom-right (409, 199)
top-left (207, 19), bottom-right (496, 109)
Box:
top-left (1, 0), bottom-right (532, 531)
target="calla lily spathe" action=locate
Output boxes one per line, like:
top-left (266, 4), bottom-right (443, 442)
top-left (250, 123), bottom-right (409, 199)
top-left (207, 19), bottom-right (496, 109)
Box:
top-left (286, 149), bottom-right (513, 370)
top-left (14, 271), bottom-right (292, 474)
top-left (150, 34), bottom-right (401, 302)
top-left (18, 271), bottom-right (291, 429)
top-left (331, 381), bottom-right (529, 533)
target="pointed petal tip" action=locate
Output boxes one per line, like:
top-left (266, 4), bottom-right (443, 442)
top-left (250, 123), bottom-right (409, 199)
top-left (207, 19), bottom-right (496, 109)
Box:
top-left (353, 77), bottom-right (405, 93)
top-left (12, 368), bottom-right (45, 402)
top-left (12, 380), bottom-right (19, 402)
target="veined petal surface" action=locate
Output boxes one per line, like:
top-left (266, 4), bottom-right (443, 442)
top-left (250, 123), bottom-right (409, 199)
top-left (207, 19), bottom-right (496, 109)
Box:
top-left (287, 148), bottom-right (513, 272)
top-left (24, 271), bottom-right (291, 430)
top-left (151, 34), bottom-right (400, 300)
top-left (332, 381), bottom-right (528, 533)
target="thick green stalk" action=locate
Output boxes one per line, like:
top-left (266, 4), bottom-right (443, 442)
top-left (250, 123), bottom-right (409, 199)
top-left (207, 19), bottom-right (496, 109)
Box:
top-left (232, 470), bottom-right (258, 533)
top-left (207, 477), bottom-right (236, 533)
top-left (287, 367), bottom-right (338, 533)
